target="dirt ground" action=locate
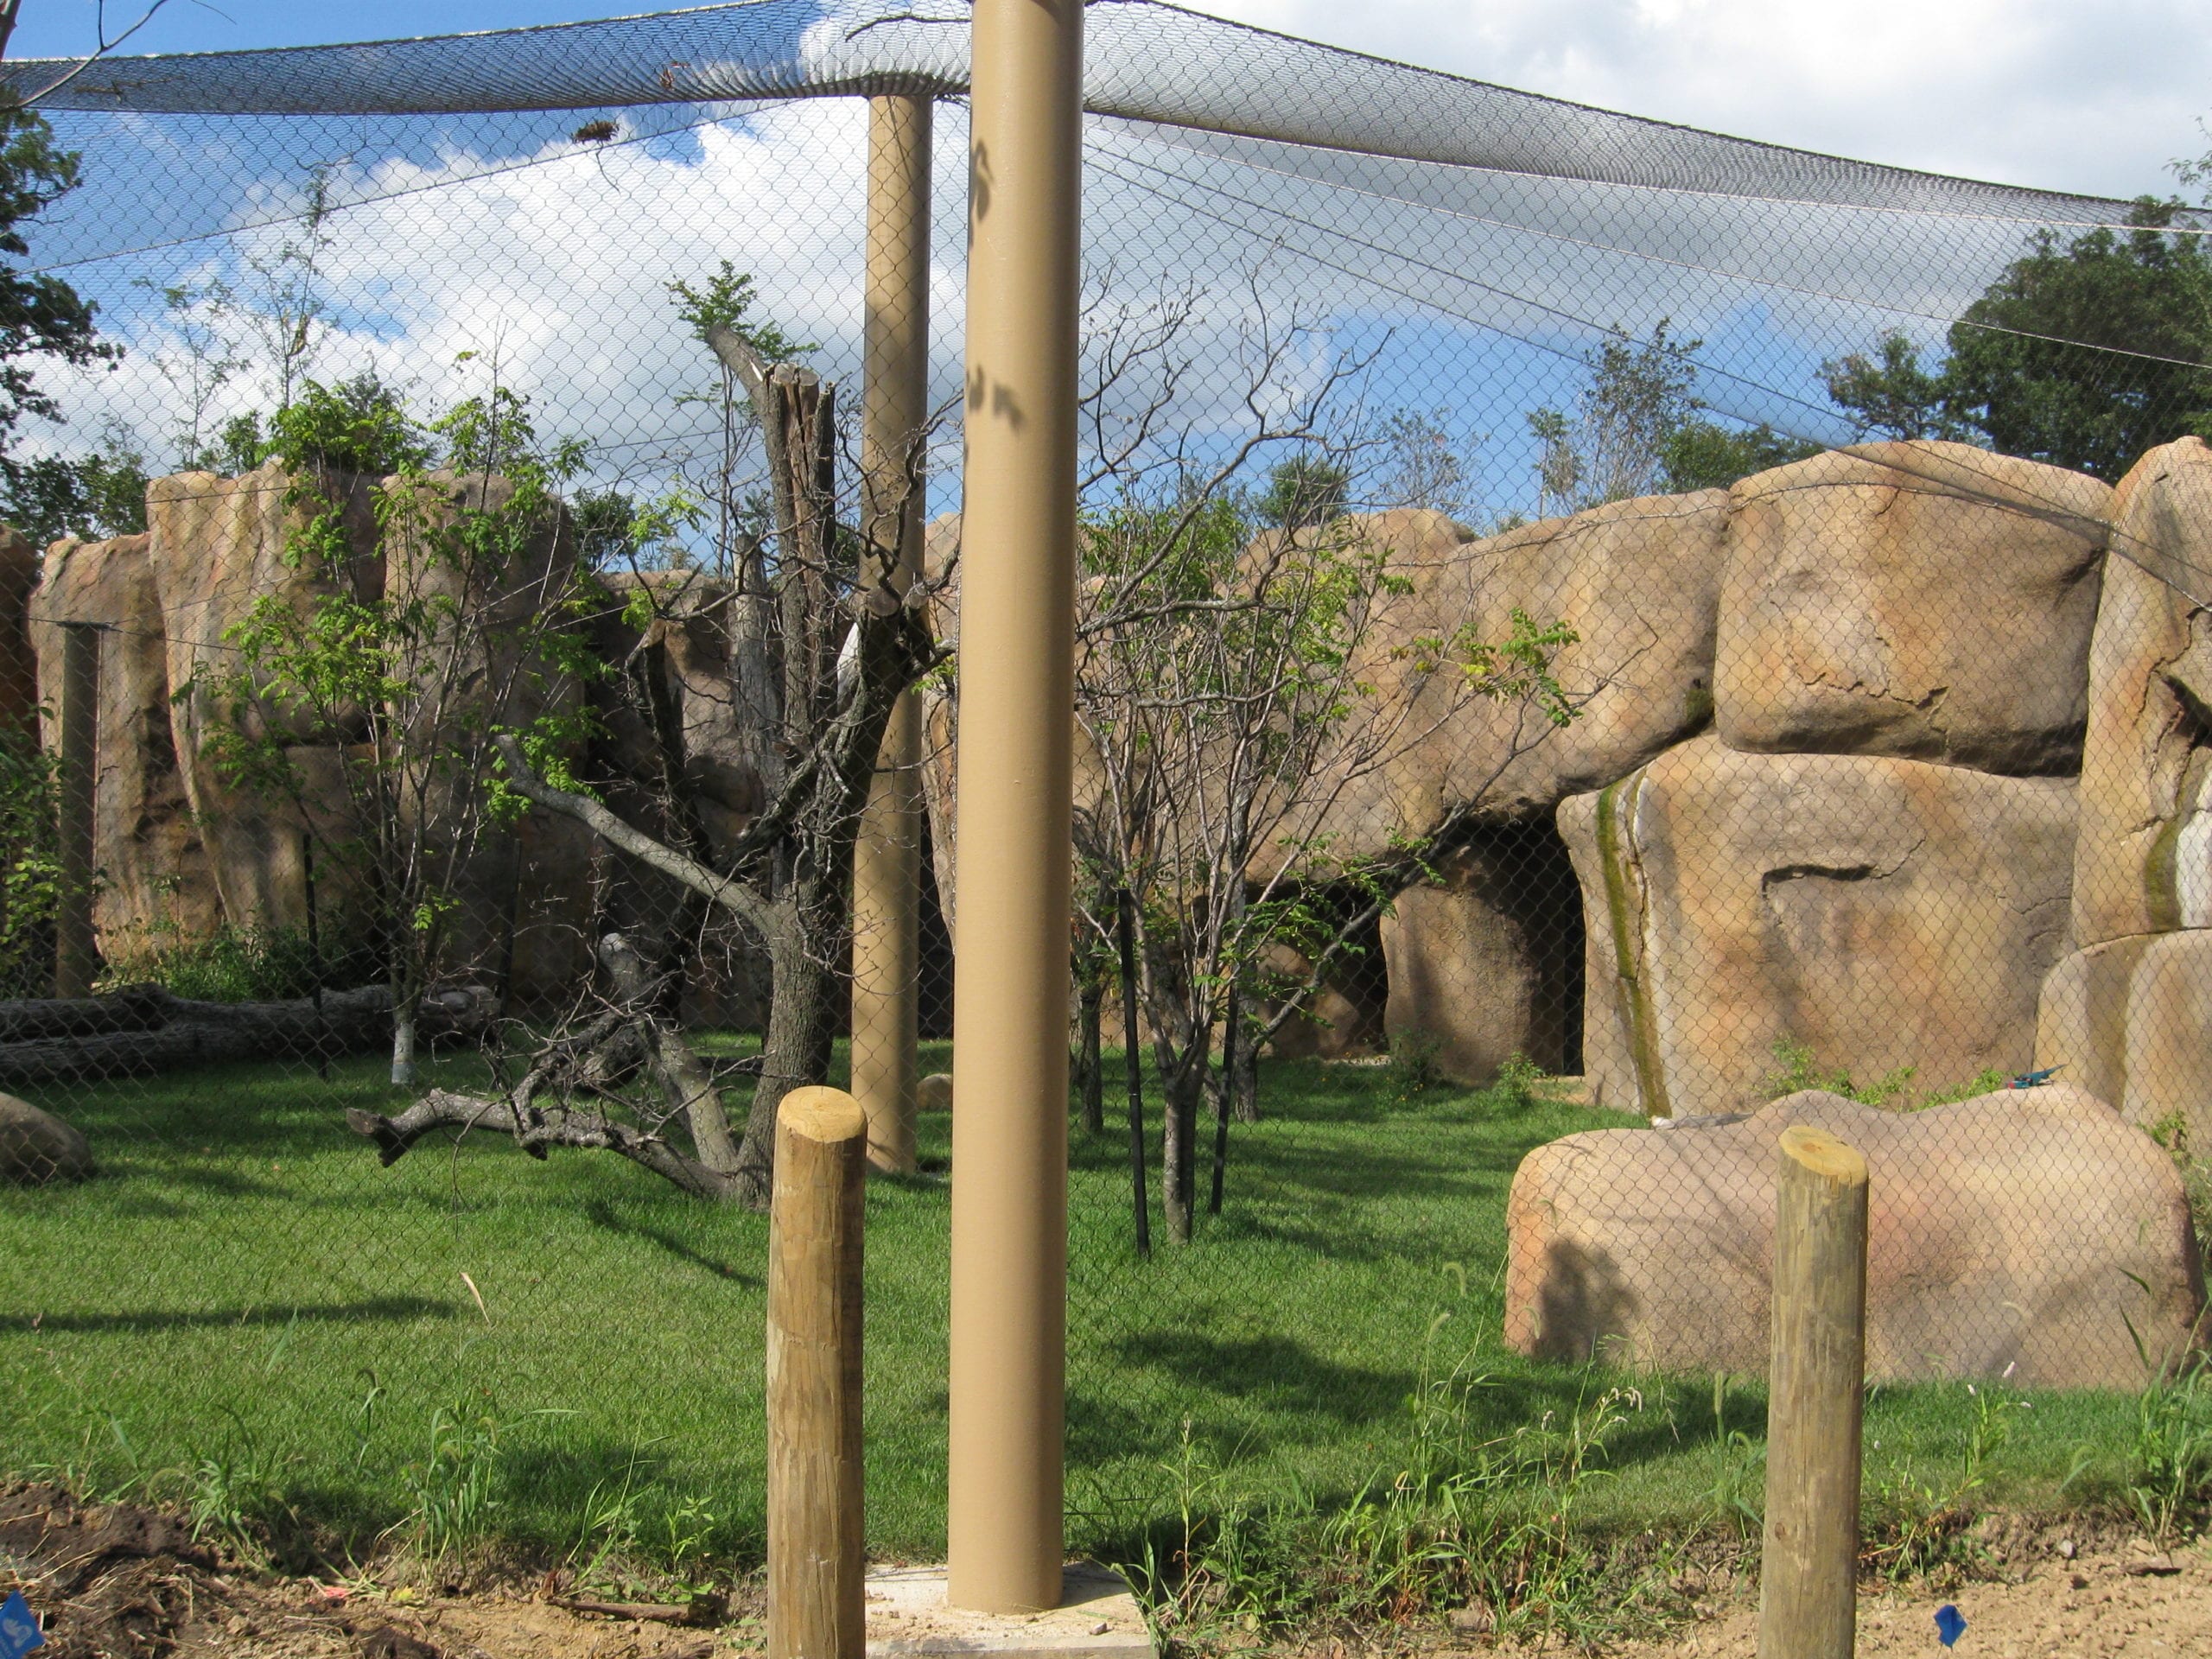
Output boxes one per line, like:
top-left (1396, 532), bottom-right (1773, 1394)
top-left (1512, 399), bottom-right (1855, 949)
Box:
top-left (0, 1484), bottom-right (759, 1658)
top-left (15, 1480), bottom-right (2212, 1659)
top-left (1592, 1537), bottom-right (2212, 1658)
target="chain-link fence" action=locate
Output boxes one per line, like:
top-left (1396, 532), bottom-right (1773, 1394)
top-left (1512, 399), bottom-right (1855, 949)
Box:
top-left (1, 0), bottom-right (2209, 1562)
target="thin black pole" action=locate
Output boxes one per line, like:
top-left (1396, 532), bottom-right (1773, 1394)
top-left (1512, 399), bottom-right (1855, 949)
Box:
top-left (1116, 886), bottom-right (1149, 1257)
top-left (1208, 980), bottom-right (1235, 1216)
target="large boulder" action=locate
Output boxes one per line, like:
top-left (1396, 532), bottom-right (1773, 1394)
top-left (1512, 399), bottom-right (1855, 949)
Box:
top-left (146, 463), bottom-right (383, 938)
top-left (1715, 442), bottom-right (2109, 774)
top-left (1379, 827), bottom-right (1581, 1084)
top-left (1559, 735), bottom-right (2075, 1119)
top-left (31, 533), bottom-right (224, 963)
top-left (0, 1091), bottom-right (92, 1184)
top-left (1504, 1086), bottom-right (2202, 1387)
top-left (1287, 499), bottom-right (1727, 870)
top-left (2069, 439), bottom-right (2212, 950)
top-left (2039, 930), bottom-right (2212, 1158)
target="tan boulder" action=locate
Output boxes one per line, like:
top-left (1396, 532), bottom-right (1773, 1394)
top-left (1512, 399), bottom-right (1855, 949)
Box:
top-left (146, 463), bottom-right (383, 938)
top-left (1504, 1085), bottom-right (2202, 1387)
top-left (1279, 499), bottom-right (1727, 871)
top-left (1716, 442), bottom-right (2109, 773)
top-left (1560, 735), bottom-right (2075, 1119)
top-left (918, 1072), bottom-right (953, 1113)
top-left (31, 533), bottom-right (222, 963)
top-left (1378, 830), bottom-right (1580, 1084)
top-left (2038, 930), bottom-right (2212, 1158)
top-left (2070, 439), bottom-right (2212, 950)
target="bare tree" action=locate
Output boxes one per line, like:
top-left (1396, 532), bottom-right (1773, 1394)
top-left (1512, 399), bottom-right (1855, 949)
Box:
top-left (1065, 283), bottom-right (1586, 1245)
top-left (346, 325), bottom-right (939, 1205)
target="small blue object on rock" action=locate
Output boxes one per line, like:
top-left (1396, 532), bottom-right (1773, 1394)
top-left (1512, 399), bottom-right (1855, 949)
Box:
top-left (1935, 1603), bottom-right (1967, 1647)
top-left (2005, 1065), bottom-right (2062, 1090)
top-left (0, 1589), bottom-right (44, 1656)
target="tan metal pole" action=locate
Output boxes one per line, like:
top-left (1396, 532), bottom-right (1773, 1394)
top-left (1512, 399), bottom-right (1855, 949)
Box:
top-left (55, 620), bottom-right (99, 999)
top-left (1757, 1124), bottom-right (1869, 1659)
top-left (767, 1086), bottom-right (868, 1659)
top-left (946, 0), bottom-right (1083, 1615)
top-left (851, 93), bottom-right (932, 1177)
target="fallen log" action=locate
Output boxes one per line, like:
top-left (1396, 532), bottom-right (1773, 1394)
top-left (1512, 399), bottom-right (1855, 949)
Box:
top-left (0, 984), bottom-right (494, 1084)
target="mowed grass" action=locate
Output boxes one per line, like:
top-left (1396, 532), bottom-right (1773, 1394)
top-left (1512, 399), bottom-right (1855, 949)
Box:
top-left (0, 1044), bottom-right (2152, 1567)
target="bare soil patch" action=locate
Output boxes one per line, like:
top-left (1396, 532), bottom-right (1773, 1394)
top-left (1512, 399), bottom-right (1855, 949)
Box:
top-left (1592, 1537), bottom-right (2212, 1658)
top-left (0, 1484), bottom-right (760, 1658)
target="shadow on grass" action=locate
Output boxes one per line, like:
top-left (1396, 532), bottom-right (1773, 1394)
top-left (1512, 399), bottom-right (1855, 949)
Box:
top-left (582, 1199), bottom-right (760, 1287)
top-left (3, 1294), bottom-right (460, 1334)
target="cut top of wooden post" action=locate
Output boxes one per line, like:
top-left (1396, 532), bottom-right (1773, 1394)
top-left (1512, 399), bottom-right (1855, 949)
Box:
top-left (1777, 1124), bottom-right (1867, 1190)
top-left (782, 1086), bottom-right (868, 1146)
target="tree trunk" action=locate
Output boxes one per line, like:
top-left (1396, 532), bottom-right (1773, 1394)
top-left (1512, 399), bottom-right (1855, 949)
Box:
top-left (732, 903), bottom-right (838, 1198)
top-left (390, 1008), bottom-right (419, 1087)
top-left (1232, 1002), bottom-right (1259, 1123)
top-left (1076, 969), bottom-right (1104, 1135)
top-left (1160, 1054), bottom-right (1203, 1245)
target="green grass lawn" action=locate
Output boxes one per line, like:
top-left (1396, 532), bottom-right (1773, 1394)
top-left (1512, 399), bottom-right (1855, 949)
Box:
top-left (0, 1044), bottom-right (2153, 1573)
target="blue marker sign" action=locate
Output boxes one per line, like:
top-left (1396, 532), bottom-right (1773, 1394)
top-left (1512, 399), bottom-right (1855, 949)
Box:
top-left (1935, 1603), bottom-right (1967, 1648)
top-left (0, 1590), bottom-right (44, 1657)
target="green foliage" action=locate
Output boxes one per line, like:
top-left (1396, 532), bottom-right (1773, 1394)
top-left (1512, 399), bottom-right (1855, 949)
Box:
top-left (2145, 1108), bottom-right (2212, 1267)
top-left (392, 1402), bottom-right (515, 1569)
top-left (666, 258), bottom-right (811, 360)
top-left (0, 109), bottom-right (118, 476)
top-left (1493, 1052), bottom-right (1547, 1112)
top-left (99, 921), bottom-right (373, 1003)
top-left (1138, 1323), bottom-right (1676, 1649)
top-left (1821, 331), bottom-right (1969, 443)
top-left (1, 435), bottom-right (149, 544)
top-left (202, 361), bottom-right (600, 1037)
top-left (1764, 1037), bottom-right (2007, 1112)
top-left (1657, 418), bottom-right (1821, 491)
top-left (1529, 321), bottom-right (1701, 514)
top-left (262, 372), bottom-right (431, 476)
top-left (1862, 1383), bottom-right (2021, 1586)
top-left (2125, 1350), bottom-right (2212, 1547)
top-left (572, 486), bottom-right (640, 567)
top-left (1255, 452), bottom-right (1350, 529)
top-left (0, 722), bottom-right (59, 998)
top-left (1822, 202), bottom-right (2212, 480)
top-left (1385, 1033), bottom-right (1446, 1101)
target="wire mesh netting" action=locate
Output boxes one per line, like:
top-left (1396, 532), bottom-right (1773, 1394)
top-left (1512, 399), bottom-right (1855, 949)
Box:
top-left (1, 0), bottom-right (2210, 1564)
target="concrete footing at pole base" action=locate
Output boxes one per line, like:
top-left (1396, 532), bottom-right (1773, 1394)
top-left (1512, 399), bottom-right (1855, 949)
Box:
top-left (865, 1564), bottom-right (1154, 1659)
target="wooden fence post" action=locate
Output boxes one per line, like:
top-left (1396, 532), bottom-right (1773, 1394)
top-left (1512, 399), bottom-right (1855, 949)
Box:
top-left (1757, 1124), bottom-right (1870, 1659)
top-left (769, 1086), bottom-right (868, 1659)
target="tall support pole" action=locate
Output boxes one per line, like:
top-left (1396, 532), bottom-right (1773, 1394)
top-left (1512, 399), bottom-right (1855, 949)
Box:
top-left (852, 93), bottom-right (933, 1177)
top-left (947, 0), bottom-right (1083, 1616)
top-left (55, 621), bottom-right (99, 999)
top-left (1758, 1125), bottom-right (1869, 1659)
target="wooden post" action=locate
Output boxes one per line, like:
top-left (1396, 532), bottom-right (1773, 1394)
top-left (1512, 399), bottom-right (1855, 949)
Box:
top-left (1758, 1125), bottom-right (1869, 1659)
top-left (54, 621), bottom-right (99, 999)
top-left (768, 1086), bottom-right (868, 1659)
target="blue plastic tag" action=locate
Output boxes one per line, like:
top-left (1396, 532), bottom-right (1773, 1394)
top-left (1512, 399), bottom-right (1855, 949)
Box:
top-left (1935, 1603), bottom-right (1967, 1648)
top-left (0, 1591), bottom-right (44, 1657)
